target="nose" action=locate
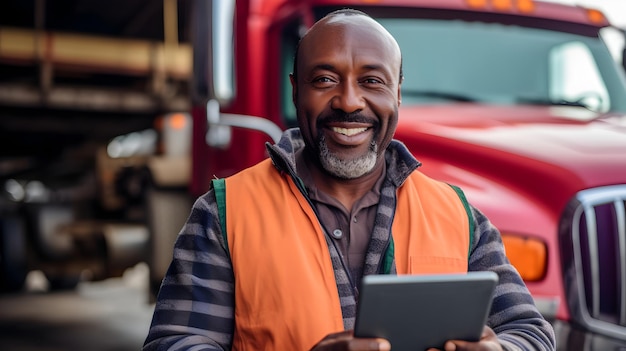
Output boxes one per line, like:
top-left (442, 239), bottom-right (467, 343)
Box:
top-left (331, 80), bottom-right (365, 113)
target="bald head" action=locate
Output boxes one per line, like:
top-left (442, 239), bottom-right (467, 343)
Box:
top-left (289, 8), bottom-right (404, 181)
top-left (292, 9), bottom-right (403, 84)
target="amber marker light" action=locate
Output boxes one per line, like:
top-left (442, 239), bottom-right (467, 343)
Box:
top-left (586, 8), bottom-right (606, 24)
top-left (492, 0), bottom-right (513, 11)
top-left (516, 0), bottom-right (534, 13)
top-left (501, 233), bottom-right (547, 281)
top-left (466, 0), bottom-right (488, 9)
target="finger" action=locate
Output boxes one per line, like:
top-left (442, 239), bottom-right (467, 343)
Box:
top-left (316, 330), bottom-right (352, 345)
top-left (312, 332), bottom-right (391, 351)
top-left (445, 339), bottom-right (502, 351)
top-left (350, 339), bottom-right (390, 351)
top-left (347, 338), bottom-right (391, 351)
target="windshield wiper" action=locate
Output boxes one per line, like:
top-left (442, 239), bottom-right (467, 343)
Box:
top-left (401, 89), bottom-right (479, 102)
top-left (517, 97), bottom-right (589, 109)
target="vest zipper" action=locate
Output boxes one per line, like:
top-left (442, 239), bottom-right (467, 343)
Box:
top-left (287, 172), bottom-right (359, 295)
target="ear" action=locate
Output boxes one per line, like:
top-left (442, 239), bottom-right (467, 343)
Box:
top-left (289, 73), bottom-right (297, 105)
top-left (397, 80), bottom-right (402, 106)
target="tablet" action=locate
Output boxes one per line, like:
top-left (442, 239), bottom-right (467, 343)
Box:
top-left (354, 271), bottom-right (498, 351)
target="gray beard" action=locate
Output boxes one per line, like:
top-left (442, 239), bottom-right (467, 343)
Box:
top-left (318, 134), bottom-right (378, 179)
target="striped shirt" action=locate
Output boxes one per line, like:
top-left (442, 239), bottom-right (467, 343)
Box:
top-left (143, 128), bottom-right (555, 351)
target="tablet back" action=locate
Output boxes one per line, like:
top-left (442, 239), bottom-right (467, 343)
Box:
top-left (354, 271), bottom-right (498, 351)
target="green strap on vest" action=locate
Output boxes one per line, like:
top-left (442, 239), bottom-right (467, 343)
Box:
top-left (381, 237), bottom-right (395, 274)
top-left (211, 179), bottom-right (473, 268)
top-left (449, 184), bottom-right (475, 258)
top-left (211, 178), bottom-right (230, 256)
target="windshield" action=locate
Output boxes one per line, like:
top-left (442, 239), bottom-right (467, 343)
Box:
top-left (377, 18), bottom-right (626, 113)
top-left (280, 12), bottom-right (626, 126)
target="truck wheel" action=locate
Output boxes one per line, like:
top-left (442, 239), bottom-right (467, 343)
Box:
top-left (0, 216), bottom-right (28, 293)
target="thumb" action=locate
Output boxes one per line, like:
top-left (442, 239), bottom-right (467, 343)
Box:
top-left (444, 341), bottom-right (458, 351)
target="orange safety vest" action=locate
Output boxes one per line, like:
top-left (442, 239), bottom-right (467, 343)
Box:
top-left (215, 158), bottom-right (471, 350)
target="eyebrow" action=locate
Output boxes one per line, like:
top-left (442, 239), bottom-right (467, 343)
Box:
top-left (310, 63), bottom-right (336, 73)
top-left (362, 64), bottom-right (387, 73)
top-left (310, 63), bottom-right (390, 75)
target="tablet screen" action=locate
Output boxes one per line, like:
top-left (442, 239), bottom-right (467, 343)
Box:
top-left (354, 271), bottom-right (498, 351)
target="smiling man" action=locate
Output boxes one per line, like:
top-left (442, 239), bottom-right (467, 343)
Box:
top-left (292, 11), bottom-right (401, 188)
top-left (143, 9), bottom-right (555, 351)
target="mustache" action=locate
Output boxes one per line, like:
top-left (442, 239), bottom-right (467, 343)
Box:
top-left (317, 111), bottom-right (378, 125)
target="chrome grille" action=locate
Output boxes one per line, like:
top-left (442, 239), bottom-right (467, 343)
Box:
top-left (560, 185), bottom-right (626, 340)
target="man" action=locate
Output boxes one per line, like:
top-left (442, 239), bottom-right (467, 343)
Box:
top-left (143, 9), bottom-right (555, 351)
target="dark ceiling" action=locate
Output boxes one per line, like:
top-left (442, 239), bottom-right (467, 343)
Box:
top-left (0, 0), bottom-right (191, 41)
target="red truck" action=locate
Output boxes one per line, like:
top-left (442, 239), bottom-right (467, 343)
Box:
top-left (0, 0), bottom-right (625, 349)
top-left (171, 0), bottom-right (626, 349)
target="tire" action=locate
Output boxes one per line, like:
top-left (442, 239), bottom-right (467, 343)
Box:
top-left (0, 216), bottom-right (28, 293)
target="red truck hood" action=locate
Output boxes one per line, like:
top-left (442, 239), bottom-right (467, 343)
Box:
top-left (395, 104), bottom-right (626, 211)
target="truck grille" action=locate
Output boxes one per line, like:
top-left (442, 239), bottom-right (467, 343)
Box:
top-left (560, 185), bottom-right (626, 341)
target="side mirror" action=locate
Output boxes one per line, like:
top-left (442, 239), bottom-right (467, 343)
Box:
top-left (196, 0), bottom-right (282, 149)
top-left (191, 0), bottom-right (235, 105)
top-left (205, 99), bottom-right (283, 149)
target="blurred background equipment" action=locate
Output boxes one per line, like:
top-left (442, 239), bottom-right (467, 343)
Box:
top-left (0, 0), bottom-right (193, 292)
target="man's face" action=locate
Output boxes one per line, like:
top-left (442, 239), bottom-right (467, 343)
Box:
top-left (291, 15), bottom-right (402, 179)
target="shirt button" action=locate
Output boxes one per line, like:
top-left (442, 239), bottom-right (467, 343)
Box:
top-left (353, 217), bottom-right (357, 223)
top-left (332, 229), bottom-right (343, 239)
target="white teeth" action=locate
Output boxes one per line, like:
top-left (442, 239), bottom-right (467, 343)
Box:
top-left (332, 127), bottom-right (367, 136)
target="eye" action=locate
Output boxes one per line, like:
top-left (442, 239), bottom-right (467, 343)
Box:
top-left (315, 77), bottom-right (333, 83)
top-left (360, 77), bottom-right (384, 86)
top-left (310, 76), bottom-right (337, 88)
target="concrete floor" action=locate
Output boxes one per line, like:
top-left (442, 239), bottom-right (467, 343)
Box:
top-left (0, 263), bottom-right (155, 351)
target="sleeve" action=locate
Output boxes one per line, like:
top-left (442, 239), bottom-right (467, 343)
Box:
top-left (468, 205), bottom-right (556, 351)
top-left (142, 189), bottom-right (235, 351)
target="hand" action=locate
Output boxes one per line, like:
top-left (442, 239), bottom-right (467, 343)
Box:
top-left (310, 330), bottom-right (391, 351)
top-left (427, 326), bottom-right (503, 351)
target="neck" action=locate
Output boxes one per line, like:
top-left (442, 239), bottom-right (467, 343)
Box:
top-left (305, 157), bottom-right (384, 211)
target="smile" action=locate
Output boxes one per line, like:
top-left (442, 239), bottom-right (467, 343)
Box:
top-left (331, 127), bottom-right (368, 136)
